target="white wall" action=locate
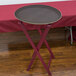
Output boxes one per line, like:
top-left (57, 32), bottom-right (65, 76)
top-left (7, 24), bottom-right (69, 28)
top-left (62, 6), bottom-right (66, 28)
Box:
top-left (0, 0), bottom-right (70, 5)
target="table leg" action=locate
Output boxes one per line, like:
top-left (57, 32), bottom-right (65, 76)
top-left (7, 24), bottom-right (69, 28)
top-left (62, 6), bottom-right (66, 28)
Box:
top-left (70, 26), bottom-right (73, 45)
top-left (38, 28), bottom-right (55, 59)
top-left (19, 22), bottom-right (52, 76)
top-left (28, 28), bottom-right (54, 70)
top-left (38, 29), bottom-right (54, 68)
top-left (27, 27), bottom-right (52, 71)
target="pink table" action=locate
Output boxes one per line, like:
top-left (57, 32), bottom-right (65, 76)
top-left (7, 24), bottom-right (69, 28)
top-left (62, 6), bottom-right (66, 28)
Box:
top-left (14, 5), bottom-right (62, 76)
top-left (0, 0), bottom-right (76, 44)
top-left (0, 1), bottom-right (76, 32)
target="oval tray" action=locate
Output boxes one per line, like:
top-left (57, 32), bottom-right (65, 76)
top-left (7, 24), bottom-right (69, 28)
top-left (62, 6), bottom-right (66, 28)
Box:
top-left (15, 5), bottom-right (62, 25)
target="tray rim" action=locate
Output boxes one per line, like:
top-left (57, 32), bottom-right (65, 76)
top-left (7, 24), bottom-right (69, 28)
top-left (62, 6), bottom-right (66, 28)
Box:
top-left (15, 4), bottom-right (62, 25)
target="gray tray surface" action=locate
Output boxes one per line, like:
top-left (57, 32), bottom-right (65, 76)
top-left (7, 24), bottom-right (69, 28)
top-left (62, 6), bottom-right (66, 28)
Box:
top-left (15, 5), bottom-right (62, 25)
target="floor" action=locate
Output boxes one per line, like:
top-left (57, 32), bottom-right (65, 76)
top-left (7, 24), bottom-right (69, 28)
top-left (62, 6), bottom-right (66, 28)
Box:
top-left (0, 28), bottom-right (76, 76)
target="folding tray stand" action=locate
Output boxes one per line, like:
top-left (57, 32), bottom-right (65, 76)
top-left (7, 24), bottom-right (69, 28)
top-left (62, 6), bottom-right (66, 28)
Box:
top-left (15, 5), bottom-right (62, 76)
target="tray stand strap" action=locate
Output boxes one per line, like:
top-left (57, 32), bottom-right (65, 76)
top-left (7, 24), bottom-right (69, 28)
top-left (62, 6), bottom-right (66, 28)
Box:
top-left (19, 21), bottom-right (55, 76)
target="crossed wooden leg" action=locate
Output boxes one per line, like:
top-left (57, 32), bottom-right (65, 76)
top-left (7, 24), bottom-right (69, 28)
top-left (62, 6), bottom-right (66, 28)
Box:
top-left (19, 22), bottom-right (53, 76)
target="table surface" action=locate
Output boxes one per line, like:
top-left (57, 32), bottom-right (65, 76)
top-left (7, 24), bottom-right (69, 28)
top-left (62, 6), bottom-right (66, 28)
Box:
top-left (0, 0), bottom-right (76, 21)
top-left (0, 0), bottom-right (76, 32)
top-left (0, 0), bottom-right (71, 5)
top-left (15, 5), bottom-right (61, 25)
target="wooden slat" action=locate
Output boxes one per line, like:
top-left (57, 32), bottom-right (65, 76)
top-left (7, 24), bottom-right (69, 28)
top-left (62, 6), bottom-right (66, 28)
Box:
top-left (0, 28), bottom-right (76, 76)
